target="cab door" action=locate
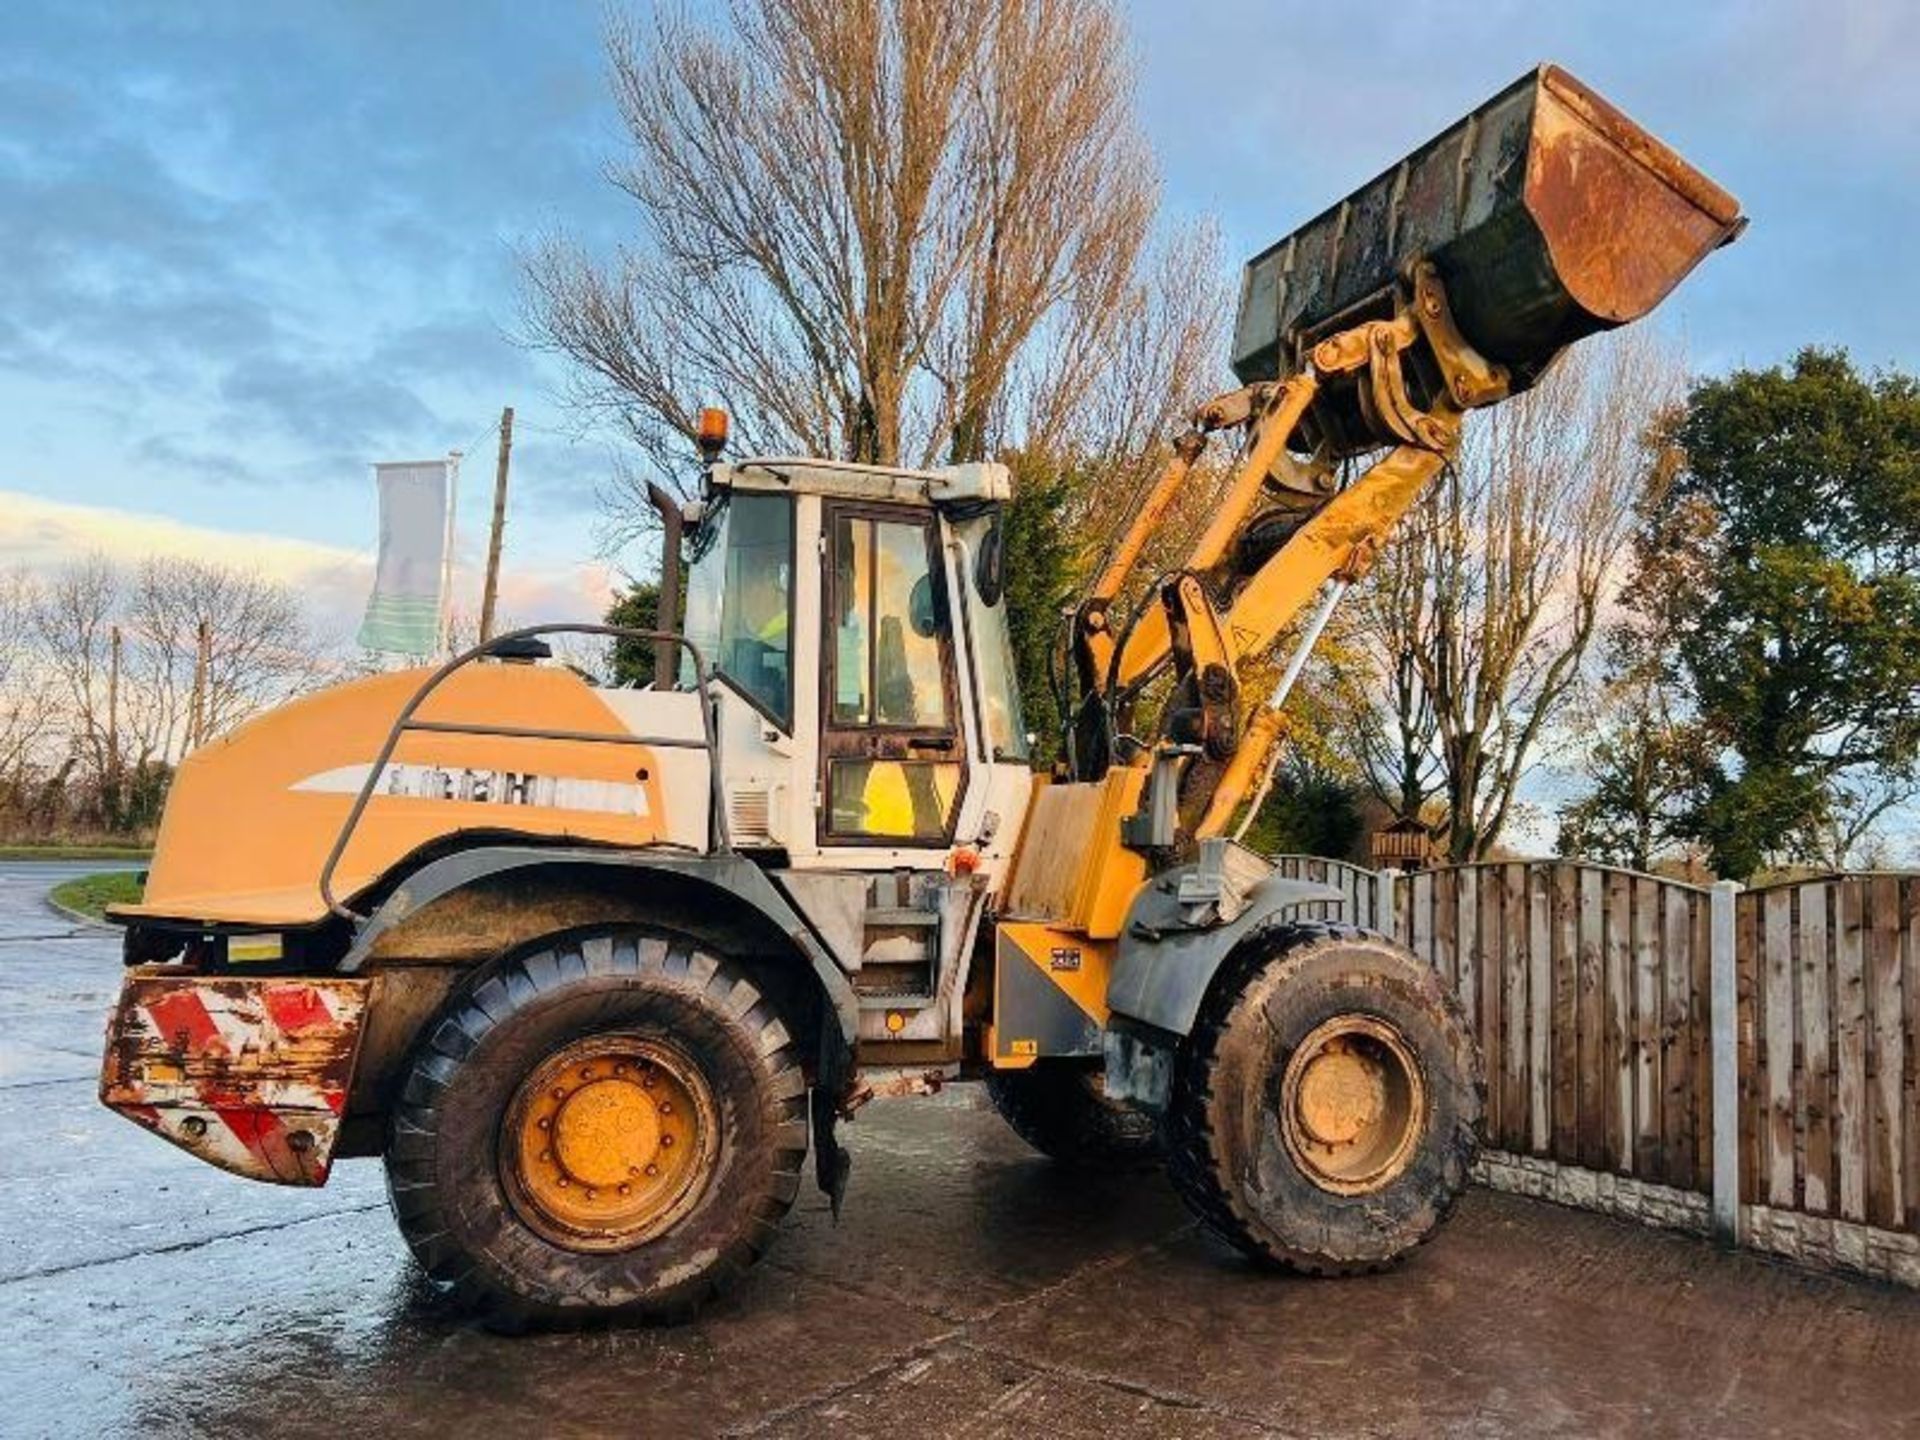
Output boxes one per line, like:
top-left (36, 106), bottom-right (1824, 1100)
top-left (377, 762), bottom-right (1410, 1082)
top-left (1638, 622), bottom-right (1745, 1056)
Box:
top-left (817, 503), bottom-right (969, 848)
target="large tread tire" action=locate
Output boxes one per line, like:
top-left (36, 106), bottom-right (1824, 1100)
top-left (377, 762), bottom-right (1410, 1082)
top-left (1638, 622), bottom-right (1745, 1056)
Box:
top-left (384, 928), bottom-right (808, 1329)
top-left (1166, 925), bottom-right (1482, 1275)
top-left (984, 1061), bottom-right (1161, 1171)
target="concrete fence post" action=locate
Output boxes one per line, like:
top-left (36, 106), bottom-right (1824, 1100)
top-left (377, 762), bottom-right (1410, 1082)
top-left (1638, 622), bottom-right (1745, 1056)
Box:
top-left (1375, 867), bottom-right (1397, 937)
top-left (1710, 879), bottom-right (1742, 1247)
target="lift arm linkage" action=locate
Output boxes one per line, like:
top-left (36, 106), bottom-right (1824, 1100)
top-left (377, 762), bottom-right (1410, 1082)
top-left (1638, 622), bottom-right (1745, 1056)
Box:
top-left (1066, 267), bottom-right (1501, 836)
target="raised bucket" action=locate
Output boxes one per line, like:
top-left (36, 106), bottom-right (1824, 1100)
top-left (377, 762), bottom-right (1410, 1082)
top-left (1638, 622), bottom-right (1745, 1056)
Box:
top-left (1230, 65), bottom-right (1743, 447)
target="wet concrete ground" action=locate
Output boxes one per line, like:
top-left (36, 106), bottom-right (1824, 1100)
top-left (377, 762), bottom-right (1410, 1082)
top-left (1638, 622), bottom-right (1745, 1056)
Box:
top-left (3, 860), bottom-right (1919, 1438)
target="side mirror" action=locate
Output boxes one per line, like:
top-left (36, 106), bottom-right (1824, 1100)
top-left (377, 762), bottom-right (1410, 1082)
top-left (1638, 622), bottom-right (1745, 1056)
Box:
top-left (974, 510), bottom-right (1006, 606)
top-left (909, 574), bottom-right (940, 638)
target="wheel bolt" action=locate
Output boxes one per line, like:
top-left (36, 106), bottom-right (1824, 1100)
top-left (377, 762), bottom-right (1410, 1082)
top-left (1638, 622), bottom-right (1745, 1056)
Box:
top-left (537, 1117), bottom-right (549, 1130)
top-left (660, 1134), bottom-right (674, 1148)
top-left (557, 1176), bottom-right (569, 1187)
top-left (586, 1188), bottom-right (597, 1200)
top-left (540, 1149), bottom-right (552, 1161)
top-left (618, 1184), bottom-right (631, 1196)
top-left (658, 1101), bottom-right (672, 1115)
top-left (581, 1067), bottom-right (593, 1079)
top-left (552, 1087), bottom-right (565, 1099)
top-left (645, 1164), bottom-right (659, 1176)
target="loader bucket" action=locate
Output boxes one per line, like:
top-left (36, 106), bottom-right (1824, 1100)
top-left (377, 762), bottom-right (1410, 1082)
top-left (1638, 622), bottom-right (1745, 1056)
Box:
top-left (1231, 64), bottom-right (1742, 432)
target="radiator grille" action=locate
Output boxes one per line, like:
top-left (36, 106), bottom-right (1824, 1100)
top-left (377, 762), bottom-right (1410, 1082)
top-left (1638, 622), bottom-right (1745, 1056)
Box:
top-left (727, 786), bottom-right (773, 844)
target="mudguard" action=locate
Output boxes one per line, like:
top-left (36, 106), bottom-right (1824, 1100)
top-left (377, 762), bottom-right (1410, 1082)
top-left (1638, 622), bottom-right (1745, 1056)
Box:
top-left (338, 845), bottom-right (859, 1047)
top-left (1104, 864), bottom-right (1350, 1040)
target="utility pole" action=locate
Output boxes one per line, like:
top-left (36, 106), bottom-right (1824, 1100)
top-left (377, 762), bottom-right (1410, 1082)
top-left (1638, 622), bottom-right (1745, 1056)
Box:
top-left (188, 619), bottom-right (211, 751)
top-left (479, 406), bottom-right (514, 643)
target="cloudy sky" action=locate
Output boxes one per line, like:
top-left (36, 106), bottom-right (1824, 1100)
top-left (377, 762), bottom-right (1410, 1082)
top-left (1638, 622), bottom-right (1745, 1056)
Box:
top-left (3, 0), bottom-right (1914, 639)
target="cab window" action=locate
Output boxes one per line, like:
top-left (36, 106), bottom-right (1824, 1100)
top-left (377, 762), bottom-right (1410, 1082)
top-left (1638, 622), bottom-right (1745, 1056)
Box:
top-left (830, 514), bottom-right (949, 729)
top-left (823, 509), bottom-right (962, 842)
top-left (682, 491), bottom-right (792, 728)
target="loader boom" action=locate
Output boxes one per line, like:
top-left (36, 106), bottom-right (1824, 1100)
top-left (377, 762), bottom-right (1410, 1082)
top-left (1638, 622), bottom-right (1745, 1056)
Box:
top-left (1065, 63), bottom-right (1743, 840)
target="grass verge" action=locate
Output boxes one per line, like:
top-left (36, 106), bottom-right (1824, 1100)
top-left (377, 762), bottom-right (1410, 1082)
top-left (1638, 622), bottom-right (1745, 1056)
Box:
top-left (0, 845), bottom-right (152, 862)
top-left (50, 870), bottom-right (146, 922)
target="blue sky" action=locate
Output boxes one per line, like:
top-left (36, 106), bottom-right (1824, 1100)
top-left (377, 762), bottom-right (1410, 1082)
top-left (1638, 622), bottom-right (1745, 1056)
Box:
top-left (2, 1), bottom-right (1915, 633)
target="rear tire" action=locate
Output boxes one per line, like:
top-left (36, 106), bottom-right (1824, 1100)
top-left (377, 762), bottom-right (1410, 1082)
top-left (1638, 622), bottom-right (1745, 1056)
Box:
top-left (985, 1061), bottom-right (1160, 1170)
top-left (384, 928), bottom-right (808, 1329)
top-left (1165, 926), bottom-right (1481, 1274)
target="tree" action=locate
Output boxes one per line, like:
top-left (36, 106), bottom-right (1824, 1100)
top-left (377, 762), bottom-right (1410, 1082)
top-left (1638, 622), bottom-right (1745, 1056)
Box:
top-left (124, 557), bottom-right (322, 759)
top-left (29, 555), bottom-right (324, 834)
top-left (527, 1), bottom-right (1236, 751)
top-left (1238, 743), bottom-right (1368, 861)
top-left (523, 0), bottom-right (1158, 536)
top-left (604, 580), bottom-right (662, 688)
top-left (1554, 648), bottom-right (1713, 871)
top-left (0, 570), bottom-right (53, 810)
top-left (1637, 348), bottom-right (1920, 879)
top-left (1342, 331), bottom-right (1684, 860)
top-left (32, 556), bottom-right (123, 816)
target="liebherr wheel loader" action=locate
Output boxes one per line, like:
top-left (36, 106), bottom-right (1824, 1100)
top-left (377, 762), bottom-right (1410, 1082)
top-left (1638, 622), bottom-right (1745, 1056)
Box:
top-left (97, 66), bottom-right (1741, 1326)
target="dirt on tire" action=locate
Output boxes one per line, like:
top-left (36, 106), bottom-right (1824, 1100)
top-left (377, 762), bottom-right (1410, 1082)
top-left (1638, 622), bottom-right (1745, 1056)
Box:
top-left (1165, 924), bottom-right (1482, 1274)
top-left (384, 927), bottom-right (808, 1329)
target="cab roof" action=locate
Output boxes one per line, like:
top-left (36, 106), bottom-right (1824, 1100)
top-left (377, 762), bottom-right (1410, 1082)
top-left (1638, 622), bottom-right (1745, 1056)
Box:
top-left (710, 456), bottom-right (1011, 508)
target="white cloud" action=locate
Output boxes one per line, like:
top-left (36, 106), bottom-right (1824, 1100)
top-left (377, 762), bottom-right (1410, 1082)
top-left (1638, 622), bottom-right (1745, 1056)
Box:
top-left (0, 487), bottom-right (616, 645)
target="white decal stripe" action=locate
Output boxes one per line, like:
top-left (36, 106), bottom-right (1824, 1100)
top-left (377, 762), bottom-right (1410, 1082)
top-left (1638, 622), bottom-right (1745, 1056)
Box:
top-left (291, 763), bottom-right (650, 817)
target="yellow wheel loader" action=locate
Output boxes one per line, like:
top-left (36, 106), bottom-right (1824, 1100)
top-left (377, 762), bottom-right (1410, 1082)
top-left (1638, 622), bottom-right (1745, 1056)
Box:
top-left (96, 66), bottom-right (1741, 1327)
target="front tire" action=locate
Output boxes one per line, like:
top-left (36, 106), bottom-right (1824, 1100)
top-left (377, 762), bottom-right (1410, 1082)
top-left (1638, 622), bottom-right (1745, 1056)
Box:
top-left (384, 928), bottom-right (808, 1328)
top-left (1166, 926), bottom-right (1481, 1274)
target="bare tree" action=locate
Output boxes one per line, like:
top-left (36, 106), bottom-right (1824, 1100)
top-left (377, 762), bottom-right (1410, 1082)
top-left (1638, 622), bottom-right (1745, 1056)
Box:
top-left (123, 558), bottom-right (325, 758)
top-left (1343, 331), bottom-right (1686, 860)
top-left (1030, 221), bottom-right (1231, 529)
top-left (33, 555), bottom-right (122, 788)
top-left (1809, 767), bottom-right (1919, 870)
top-left (523, 0), bottom-right (1161, 544)
top-left (24, 555), bottom-right (326, 834)
top-left (1334, 545), bottom-right (1444, 829)
top-left (0, 570), bottom-right (53, 796)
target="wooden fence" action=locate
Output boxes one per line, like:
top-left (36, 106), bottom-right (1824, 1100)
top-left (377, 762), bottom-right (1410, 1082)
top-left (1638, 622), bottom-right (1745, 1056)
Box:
top-left (1268, 854), bottom-right (1386, 928)
top-left (1739, 875), bottom-right (1920, 1237)
top-left (1390, 862), bottom-right (1715, 1195)
top-left (1270, 855), bottom-right (1920, 1269)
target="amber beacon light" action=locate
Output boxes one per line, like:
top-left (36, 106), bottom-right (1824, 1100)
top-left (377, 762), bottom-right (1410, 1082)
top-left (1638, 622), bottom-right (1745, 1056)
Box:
top-left (695, 407), bottom-right (729, 463)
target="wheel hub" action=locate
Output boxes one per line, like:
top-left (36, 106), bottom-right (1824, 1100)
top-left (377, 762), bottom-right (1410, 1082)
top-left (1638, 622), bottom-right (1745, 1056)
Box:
top-left (1295, 1048), bottom-right (1387, 1146)
top-left (502, 1035), bottom-right (716, 1251)
top-left (1278, 1015), bottom-right (1425, 1196)
top-left (552, 1079), bottom-right (663, 1188)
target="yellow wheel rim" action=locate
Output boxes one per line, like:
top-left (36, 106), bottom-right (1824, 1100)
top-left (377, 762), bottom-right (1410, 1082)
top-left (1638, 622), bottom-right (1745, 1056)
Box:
top-left (502, 1035), bottom-right (718, 1251)
top-left (1278, 1014), bottom-right (1426, 1196)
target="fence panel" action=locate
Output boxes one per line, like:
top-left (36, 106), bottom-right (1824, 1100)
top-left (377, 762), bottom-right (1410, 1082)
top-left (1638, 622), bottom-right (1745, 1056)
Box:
top-left (1383, 861), bottom-right (1714, 1194)
top-left (1268, 854), bottom-right (1382, 928)
top-left (1737, 875), bottom-right (1919, 1238)
top-left (1270, 855), bottom-right (1920, 1250)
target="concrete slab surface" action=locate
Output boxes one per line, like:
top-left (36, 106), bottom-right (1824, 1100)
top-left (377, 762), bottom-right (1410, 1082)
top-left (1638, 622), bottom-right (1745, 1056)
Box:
top-left (2, 860), bottom-right (1916, 1438)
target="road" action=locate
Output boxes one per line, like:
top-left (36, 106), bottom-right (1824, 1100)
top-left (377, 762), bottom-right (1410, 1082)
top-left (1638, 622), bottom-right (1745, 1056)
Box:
top-left (2, 859), bottom-right (1918, 1438)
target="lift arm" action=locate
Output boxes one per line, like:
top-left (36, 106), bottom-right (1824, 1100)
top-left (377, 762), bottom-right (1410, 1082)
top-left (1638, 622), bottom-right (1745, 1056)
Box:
top-left (1061, 63), bottom-right (1744, 844)
top-left (1065, 267), bottom-right (1485, 836)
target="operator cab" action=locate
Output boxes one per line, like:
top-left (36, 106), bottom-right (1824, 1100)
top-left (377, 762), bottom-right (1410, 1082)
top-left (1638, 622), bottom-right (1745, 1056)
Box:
top-left (672, 454), bottom-right (1037, 1053)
